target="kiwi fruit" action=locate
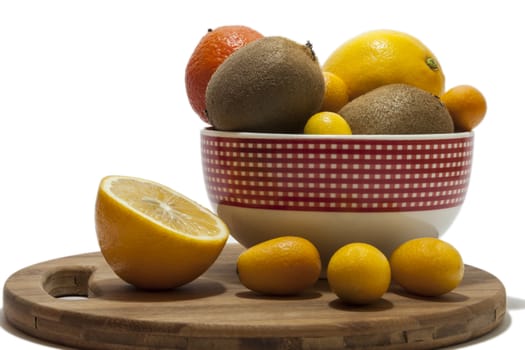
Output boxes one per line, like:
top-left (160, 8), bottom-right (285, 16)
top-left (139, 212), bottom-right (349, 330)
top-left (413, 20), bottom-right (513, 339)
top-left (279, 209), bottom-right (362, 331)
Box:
top-left (338, 84), bottom-right (454, 134)
top-left (205, 36), bottom-right (325, 133)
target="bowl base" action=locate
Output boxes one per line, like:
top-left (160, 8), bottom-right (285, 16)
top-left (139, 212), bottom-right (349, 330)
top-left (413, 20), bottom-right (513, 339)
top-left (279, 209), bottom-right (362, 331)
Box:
top-left (216, 204), bottom-right (461, 269)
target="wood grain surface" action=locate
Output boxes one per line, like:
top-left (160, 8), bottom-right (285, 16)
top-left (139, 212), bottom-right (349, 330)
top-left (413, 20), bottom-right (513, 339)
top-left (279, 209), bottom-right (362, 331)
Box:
top-left (3, 244), bottom-right (506, 350)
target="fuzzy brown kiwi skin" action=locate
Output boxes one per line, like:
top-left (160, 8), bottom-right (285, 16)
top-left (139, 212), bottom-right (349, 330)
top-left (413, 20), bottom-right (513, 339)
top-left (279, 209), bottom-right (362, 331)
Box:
top-left (205, 36), bottom-right (325, 133)
top-left (338, 84), bottom-right (454, 134)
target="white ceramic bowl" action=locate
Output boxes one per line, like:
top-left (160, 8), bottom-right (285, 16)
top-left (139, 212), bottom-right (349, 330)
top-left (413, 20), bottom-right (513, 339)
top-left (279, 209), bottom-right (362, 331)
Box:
top-left (201, 128), bottom-right (474, 267)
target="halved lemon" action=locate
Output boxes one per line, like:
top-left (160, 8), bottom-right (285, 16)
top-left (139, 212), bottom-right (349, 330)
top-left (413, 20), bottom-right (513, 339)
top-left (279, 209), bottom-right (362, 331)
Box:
top-left (95, 175), bottom-right (229, 290)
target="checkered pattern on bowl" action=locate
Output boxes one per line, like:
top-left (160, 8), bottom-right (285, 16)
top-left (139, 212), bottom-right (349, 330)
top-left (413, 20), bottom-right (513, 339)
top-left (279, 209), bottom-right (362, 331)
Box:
top-left (201, 132), bottom-right (473, 213)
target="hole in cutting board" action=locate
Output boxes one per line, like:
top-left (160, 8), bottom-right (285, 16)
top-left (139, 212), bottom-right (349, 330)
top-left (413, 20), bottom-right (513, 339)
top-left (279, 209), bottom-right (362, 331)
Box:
top-left (43, 266), bottom-right (94, 300)
top-left (56, 295), bottom-right (89, 301)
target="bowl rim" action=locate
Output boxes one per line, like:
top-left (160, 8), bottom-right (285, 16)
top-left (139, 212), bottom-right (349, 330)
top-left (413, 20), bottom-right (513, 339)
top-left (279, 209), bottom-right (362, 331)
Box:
top-left (201, 128), bottom-right (473, 141)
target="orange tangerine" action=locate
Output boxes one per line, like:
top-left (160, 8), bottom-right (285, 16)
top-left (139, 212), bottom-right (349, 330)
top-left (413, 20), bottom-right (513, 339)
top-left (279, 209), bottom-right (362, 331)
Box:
top-left (237, 236), bottom-right (321, 296)
top-left (390, 238), bottom-right (464, 297)
top-left (304, 111), bottom-right (352, 135)
top-left (320, 71), bottom-right (349, 112)
top-left (185, 25), bottom-right (263, 122)
top-left (327, 243), bottom-right (391, 305)
top-left (441, 84), bottom-right (487, 131)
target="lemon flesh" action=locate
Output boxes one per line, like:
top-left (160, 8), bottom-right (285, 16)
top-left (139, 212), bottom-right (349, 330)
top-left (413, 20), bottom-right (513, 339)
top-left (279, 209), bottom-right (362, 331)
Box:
top-left (106, 177), bottom-right (223, 239)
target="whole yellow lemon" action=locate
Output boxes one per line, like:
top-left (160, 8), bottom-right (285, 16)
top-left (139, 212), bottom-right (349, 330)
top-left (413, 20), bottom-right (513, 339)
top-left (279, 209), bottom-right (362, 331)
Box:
top-left (323, 29), bottom-right (445, 101)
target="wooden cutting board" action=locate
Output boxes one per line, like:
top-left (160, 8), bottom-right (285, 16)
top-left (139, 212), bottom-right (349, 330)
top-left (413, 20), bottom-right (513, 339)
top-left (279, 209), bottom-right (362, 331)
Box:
top-left (3, 244), bottom-right (506, 350)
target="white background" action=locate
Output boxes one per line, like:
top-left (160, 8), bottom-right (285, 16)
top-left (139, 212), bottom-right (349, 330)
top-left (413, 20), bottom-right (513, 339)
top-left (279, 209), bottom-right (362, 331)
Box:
top-left (1, 0), bottom-right (523, 348)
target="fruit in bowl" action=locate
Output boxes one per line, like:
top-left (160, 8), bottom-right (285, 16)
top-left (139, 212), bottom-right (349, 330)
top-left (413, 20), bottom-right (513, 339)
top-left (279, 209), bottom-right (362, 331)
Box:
top-left (186, 26), bottom-right (484, 272)
top-left (205, 36), bottom-right (325, 133)
top-left (201, 129), bottom-right (474, 268)
top-left (186, 27), bottom-right (486, 135)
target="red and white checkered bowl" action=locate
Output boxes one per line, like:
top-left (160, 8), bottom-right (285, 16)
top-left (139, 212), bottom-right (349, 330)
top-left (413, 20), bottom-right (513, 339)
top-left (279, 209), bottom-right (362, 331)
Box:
top-left (201, 128), bottom-right (474, 266)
